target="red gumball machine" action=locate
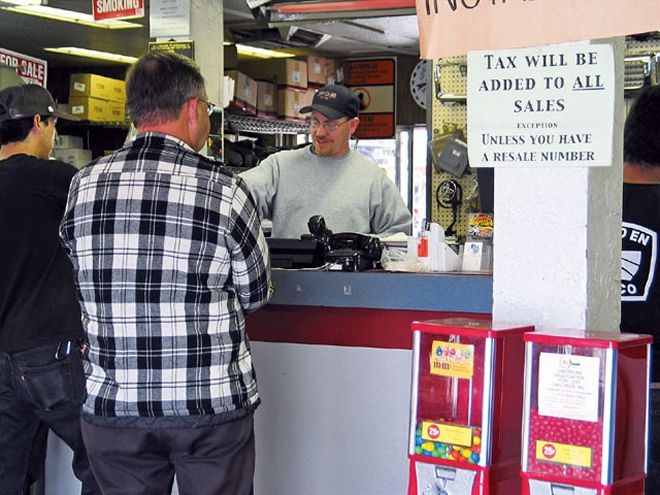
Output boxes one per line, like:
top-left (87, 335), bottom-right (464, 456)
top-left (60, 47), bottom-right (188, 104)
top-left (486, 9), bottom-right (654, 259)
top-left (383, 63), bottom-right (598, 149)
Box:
top-left (521, 329), bottom-right (652, 495)
top-left (408, 318), bottom-right (534, 495)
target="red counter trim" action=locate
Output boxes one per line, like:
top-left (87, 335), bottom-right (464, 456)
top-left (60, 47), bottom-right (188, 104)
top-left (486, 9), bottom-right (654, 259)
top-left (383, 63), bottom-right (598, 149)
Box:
top-left (246, 305), bottom-right (491, 350)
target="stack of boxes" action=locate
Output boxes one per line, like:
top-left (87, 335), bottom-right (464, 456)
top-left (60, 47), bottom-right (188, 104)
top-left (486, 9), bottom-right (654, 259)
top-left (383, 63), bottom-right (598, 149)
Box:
top-left (243, 59), bottom-right (310, 120)
top-left (225, 69), bottom-right (258, 115)
top-left (68, 73), bottom-right (126, 123)
top-left (225, 55), bottom-right (344, 121)
top-left (51, 134), bottom-right (91, 169)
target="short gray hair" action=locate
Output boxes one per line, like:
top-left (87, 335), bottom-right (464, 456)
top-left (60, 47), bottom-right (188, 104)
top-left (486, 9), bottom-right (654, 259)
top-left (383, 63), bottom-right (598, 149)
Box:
top-left (126, 52), bottom-right (206, 127)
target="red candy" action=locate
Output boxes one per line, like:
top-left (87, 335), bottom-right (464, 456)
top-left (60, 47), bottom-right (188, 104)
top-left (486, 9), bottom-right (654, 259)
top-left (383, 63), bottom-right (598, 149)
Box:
top-left (526, 407), bottom-right (603, 482)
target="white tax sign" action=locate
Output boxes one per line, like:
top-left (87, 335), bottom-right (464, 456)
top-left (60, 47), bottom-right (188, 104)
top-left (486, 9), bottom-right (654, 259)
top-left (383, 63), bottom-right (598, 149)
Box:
top-left (467, 43), bottom-right (615, 168)
top-left (0, 48), bottom-right (47, 87)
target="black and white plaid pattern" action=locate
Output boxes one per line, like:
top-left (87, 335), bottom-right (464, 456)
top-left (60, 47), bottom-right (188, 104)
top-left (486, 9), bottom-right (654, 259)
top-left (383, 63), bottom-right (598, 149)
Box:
top-left (60, 133), bottom-right (270, 418)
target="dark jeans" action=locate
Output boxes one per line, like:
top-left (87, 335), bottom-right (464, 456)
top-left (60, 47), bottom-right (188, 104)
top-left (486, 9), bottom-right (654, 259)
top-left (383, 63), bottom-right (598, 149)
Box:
top-left (81, 412), bottom-right (256, 495)
top-left (648, 388), bottom-right (660, 495)
top-left (0, 341), bottom-right (101, 495)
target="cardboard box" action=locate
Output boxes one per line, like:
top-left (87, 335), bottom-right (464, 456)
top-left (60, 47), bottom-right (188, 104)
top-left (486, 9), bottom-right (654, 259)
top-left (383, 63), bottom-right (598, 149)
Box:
top-left (69, 73), bottom-right (126, 103)
top-left (107, 101), bottom-right (126, 122)
top-left (327, 59), bottom-right (346, 84)
top-left (54, 134), bottom-right (83, 149)
top-left (326, 59), bottom-right (337, 84)
top-left (69, 96), bottom-right (109, 122)
top-left (51, 148), bottom-right (92, 169)
top-left (301, 88), bottom-right (315, 108)
top-left (224, 44), bottom-right (238, 70)
top-left (306, 56), bottom-right (328, 85)
top-left (240, 59), bottom-right (307, 89)
top-left (256, 80), bottom-right (277, 118)
top-left (277, 87), bottom-right (311, 120)
top-left (225, 70), bottom-right (257, 114)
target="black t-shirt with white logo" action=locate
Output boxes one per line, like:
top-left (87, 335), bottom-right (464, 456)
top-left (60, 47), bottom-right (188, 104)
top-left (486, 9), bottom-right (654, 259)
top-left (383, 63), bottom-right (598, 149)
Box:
top-left (0, 154), bottom-right (83, 352)
top-left (621, 182), bottom-right (660, 381)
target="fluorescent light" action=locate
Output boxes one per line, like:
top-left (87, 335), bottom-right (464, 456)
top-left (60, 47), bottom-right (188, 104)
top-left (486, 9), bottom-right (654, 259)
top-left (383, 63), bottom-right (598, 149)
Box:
top-left (1, 4), bottom-right (142, 29)
top-left (234, 44), bottom-right (295, 59)
top-left (44, 47), bottom-right (138, 64)
top-left (0, 0), bottom-right (42, 5)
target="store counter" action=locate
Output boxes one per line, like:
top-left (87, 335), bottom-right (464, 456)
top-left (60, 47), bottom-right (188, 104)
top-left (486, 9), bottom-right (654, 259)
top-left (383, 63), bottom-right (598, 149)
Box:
top-left (42, 269), bottom-right (493, 495)
top-left (248, 269), bottom-right (493, 495)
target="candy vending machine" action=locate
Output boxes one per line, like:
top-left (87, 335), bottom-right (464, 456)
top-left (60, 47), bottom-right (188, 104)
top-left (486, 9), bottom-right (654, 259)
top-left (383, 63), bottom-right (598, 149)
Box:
top-left (408, 318), bottom-right (534, 495)
top-left (521, 329), bottom-right (652, 495)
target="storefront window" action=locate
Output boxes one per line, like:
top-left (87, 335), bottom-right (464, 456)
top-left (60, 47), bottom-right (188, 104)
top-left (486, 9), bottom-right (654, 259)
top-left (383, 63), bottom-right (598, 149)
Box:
top-left (354, 126), bottom-right (428, 235)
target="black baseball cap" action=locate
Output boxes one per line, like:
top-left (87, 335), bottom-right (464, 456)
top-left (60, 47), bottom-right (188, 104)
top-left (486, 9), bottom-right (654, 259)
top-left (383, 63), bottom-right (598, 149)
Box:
top-left (300, 84), bottom-right (359, 120)
top-left (0, 84), bottom-right (79, 122)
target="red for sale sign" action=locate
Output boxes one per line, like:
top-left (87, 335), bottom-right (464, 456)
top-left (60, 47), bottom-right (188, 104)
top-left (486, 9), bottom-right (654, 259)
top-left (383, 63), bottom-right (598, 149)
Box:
top-left (0, 48), bottom-right (47, 87)
top-left (93, 0), bottom-right (145, 21)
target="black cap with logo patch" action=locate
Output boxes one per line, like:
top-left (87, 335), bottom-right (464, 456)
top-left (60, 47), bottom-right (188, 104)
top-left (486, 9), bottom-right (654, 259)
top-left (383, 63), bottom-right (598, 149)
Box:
top-left (300, 84), bottom-right (359, 120)
top-left (0, 84), bottom-right (79, 122)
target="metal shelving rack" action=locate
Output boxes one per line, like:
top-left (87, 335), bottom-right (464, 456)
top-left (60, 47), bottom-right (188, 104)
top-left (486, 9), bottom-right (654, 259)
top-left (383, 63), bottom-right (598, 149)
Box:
top-left (224, 113), bottom-right (310, 135)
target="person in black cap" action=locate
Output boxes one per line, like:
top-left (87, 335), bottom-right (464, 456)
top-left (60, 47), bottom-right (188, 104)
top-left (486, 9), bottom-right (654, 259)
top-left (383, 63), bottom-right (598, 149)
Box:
top-left (241, 83), bottom-right (411, 238)
top-left (0, 84), bottom-right (101, 494)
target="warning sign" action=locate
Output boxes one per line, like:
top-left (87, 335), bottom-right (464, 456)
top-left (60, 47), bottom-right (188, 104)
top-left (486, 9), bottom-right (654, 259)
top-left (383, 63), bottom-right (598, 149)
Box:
top-left (149, 40), bottom-right (195, 60)
top-left (93, 0), bottom-right (144, 21)
top-left (345, 58), bottom-right (396, 139)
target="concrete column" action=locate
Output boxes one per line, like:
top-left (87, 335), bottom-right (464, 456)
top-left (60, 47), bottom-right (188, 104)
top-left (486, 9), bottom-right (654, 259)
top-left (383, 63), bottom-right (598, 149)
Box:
top-left (191, 0), bottom-right (223, 105)
top-left (492, 37), bottom-right (625, 331)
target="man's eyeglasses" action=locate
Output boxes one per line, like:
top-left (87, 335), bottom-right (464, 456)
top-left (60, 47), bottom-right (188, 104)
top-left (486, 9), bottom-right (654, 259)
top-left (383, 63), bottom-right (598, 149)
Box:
top-left (306, 117), bottom-right (351, 132)
top-left (198, 98), bottom-right (216, 116)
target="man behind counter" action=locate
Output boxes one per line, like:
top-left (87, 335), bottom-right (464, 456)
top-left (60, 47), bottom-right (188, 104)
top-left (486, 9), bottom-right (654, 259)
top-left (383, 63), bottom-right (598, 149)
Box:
top-left (240, 83), bottom-right (412, 239)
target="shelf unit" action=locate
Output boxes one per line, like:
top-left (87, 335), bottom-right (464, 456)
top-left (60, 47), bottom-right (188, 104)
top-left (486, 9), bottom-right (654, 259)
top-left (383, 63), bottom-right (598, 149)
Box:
top-left (222, 111), bottom-right (311, 158)
top-left (225, 113), bottom-right (310, 135)
top-left (56, 120), bottom-right (131, 160)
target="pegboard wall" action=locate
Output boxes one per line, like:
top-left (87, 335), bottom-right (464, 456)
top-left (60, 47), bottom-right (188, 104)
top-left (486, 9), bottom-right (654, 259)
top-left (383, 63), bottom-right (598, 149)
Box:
top-left (624, 36), bottom-right (660, 111)
top-left (625, 36), bottom-right (660, 57)
top-left (429, 56), bottom-right (475, 240)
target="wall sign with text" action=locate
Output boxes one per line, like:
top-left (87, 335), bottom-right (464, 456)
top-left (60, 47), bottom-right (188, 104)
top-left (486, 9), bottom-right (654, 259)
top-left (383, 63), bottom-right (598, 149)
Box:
top-left (148, 40), bottom-right (195, 60)
top-left (0, 48), bottom-right (47, 87)
top-left (345, 58), bottom-right (396, 140)
top-left (467, 42), bottom-right (615, 168)
top-left (150, 0), bottom-right (191, 38)
top-left (93, 0), bottom-right (144, 22)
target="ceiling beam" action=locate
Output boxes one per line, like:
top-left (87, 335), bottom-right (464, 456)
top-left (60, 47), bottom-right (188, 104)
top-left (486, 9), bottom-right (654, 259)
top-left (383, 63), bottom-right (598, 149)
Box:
top-left (272, 0), bottom-right (415, 14)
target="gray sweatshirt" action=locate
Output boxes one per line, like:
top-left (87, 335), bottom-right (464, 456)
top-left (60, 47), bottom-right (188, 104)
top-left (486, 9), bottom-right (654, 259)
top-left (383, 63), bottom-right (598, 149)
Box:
top-left (240, 145), bottom-right (412, 239)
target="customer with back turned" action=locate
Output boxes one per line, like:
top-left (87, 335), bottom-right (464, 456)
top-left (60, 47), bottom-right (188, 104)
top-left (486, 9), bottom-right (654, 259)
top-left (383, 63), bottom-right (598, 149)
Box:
top-left (620, 84), bottom-right (660, 495)
top-left (0, 84), bottom-right (100, 494)
top-left (59, 52), bottom-right (271, 495)
top-left (241, 83), bottom-right (412, 238)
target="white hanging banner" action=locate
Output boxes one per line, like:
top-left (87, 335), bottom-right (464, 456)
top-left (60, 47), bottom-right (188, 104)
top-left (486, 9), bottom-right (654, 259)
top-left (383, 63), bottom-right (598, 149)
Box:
top-left (150, 0), bottom-right (190, 38)
top-left (416, 0), bottom-right (660, 59)
top-left (467, 42), bottom-right (615, 168)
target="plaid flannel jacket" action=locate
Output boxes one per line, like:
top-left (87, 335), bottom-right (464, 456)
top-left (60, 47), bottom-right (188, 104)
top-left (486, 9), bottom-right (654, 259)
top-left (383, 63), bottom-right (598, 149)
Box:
top-left (59, 133), bottom-right (271, 418)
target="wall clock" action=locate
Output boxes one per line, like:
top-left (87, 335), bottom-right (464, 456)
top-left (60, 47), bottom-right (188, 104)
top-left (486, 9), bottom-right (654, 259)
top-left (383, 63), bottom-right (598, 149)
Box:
top-left (409, 60), bottom-right (429, 110)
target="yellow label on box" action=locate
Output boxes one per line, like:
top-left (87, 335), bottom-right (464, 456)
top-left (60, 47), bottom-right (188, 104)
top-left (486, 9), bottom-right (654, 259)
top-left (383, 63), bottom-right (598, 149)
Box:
top-left (535, 440), bottom-right (593, 468)
top-left (430, 341), bottom-right (475, 379)
top-left (421, 421), bottom-right (473, 447)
